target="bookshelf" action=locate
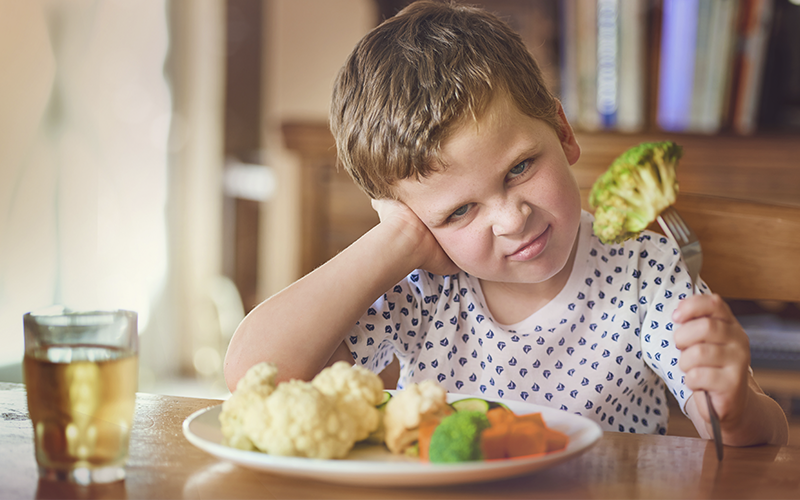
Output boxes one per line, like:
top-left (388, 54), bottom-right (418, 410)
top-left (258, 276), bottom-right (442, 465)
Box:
top-left (376, 0), bottom-right (800, 134)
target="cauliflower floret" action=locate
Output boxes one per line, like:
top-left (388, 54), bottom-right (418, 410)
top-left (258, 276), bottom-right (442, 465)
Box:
top-left (243, 380), bottom-right (360, 459)
top-left (219, 361), bottom-right (385, 459)
top-left (312, 361), bottom-right (385, 441)
top-left (383, 380), bottom-right (451, 454)
top-left (219, 362), bottom-right (278, 450)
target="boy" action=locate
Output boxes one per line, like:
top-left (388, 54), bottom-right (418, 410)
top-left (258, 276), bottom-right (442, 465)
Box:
top-left (225, 0), bottom-right (787, 444)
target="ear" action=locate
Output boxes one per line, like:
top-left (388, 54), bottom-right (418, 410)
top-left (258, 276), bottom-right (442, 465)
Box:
top-left (555, 101), bottom-right (581, 166)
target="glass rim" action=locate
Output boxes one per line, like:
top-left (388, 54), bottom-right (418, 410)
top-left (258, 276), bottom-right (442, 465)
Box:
top-left (24, 307), bottom-right (137, 327)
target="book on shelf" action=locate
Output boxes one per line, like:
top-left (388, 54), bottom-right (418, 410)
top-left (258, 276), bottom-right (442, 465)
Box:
top-left (617, 0), bottom-right (646, 132)
top-left (558, 0), bottom-right (785, 135)
top-left (730, 0), bottom-right (775, 135)
top-left (758, 0), bottom-right (800, 130)
top-left (657, 0), bottom-right (699, 132)
top-left (575, 0), bottom-right (600, 131)
top-left (596, 0), bottom-right (618, 128)
top-left (559, 0), bottom-right (580, 124)
top-left (666, 0), bottom-right (741, 134)
top-left (560, 0), bottom-right (647, 132)
top-left (692, 0), bottom-right (740, 133)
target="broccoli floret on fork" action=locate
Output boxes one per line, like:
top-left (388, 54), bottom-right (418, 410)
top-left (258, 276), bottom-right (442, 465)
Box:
top-left (589, 141), bottom-right (683, 245)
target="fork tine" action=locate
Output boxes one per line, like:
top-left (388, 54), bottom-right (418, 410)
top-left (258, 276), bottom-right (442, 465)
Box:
top-left (671, 210), bottom-right (693, 241)
top-left (658, 206), bottom-right (694, 245)
top-left (661, 208), bottom-right (687, 243)
top-left (657, 206), bottom-right (702, 285)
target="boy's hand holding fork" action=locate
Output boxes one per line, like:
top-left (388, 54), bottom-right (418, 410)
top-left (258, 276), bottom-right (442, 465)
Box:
top-left (674, 294), bottom-right (788, 446)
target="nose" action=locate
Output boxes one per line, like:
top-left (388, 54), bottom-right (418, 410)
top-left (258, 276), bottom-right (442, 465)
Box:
top-left (491, 197), bottom-right (531, 237)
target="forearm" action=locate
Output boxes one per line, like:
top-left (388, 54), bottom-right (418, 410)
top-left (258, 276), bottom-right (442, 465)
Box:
top-left (223, 222), bottom-right (421, 391)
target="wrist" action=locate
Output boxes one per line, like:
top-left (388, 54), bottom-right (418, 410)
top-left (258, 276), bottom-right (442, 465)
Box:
top-left (374, 216), bottom-right (430, 270)
top-left (722, 387), bottom-right (788, 446)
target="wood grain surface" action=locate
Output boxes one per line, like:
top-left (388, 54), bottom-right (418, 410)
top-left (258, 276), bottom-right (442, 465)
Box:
top-left (3, 383), bottom-right (800, 499)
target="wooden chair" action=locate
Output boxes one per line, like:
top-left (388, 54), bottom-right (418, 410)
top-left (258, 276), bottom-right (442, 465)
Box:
top-left (639, 194), bottom-right (800, 438)
top-left (669, 194), bottom-right (800, 303)
top-left (668, 194), bottom-right (800, 416)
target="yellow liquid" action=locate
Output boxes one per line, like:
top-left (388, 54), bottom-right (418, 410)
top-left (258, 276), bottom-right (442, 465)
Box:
top-left (24, 345), bottom-right (137, 471)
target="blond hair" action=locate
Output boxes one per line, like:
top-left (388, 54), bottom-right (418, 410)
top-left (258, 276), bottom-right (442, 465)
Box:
top-left (330, 0), bottom-right (560, 199)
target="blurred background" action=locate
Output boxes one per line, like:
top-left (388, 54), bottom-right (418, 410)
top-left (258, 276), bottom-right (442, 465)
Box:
top-left (1, 0), bottom-right (798, 403)
top-left (0, 0), bottom-right (377, 398)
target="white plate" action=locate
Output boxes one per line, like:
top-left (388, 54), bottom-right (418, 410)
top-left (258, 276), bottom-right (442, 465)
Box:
top-left (183, 393), bottom-right (603, 487)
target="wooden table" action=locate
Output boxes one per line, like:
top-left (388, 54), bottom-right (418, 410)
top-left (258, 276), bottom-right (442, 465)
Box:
top-left (2, 382), bottom-right (799, 499)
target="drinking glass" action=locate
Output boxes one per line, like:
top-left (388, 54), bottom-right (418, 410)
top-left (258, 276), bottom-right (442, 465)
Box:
top-left (23, 307), bottom-right (138, 484)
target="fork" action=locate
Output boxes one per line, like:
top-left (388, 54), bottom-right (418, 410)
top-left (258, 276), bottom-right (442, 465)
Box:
top-left (657, 206), bottom-right (723, 461)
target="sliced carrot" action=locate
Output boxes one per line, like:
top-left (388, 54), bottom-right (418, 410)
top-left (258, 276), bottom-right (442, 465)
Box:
top-left (479, 411), bottom-right (570, 459)
top-left (544, 427), bottom-right (569, 453)
top-left (506, 420), bottom-right (547, 458)
top-left (486, 406), bottom-right (515, 426)
top-left (515, 412), bottom-right (546, 428)
top-left (417, 414), bottom-right (443, 462)
top-left (480, 422), bottom-right (511, 460)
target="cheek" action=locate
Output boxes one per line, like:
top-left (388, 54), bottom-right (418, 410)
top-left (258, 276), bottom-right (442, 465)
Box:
top-left (532, 171), bottom-right (582, 228)
top-left (435, 227), bottom-right (491, 266)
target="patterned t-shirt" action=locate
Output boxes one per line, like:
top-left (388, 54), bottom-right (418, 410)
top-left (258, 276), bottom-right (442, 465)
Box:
top-left (347, 210), bottom-right (707, 434)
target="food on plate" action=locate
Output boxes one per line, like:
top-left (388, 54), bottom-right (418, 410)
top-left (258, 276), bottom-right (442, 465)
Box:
top-left (415, 403), bottom-right (569, 463)
top-left (386, 388), bottom-right (571, 463)
top-left (383, 380), bottom-right (453, 454)
top-left (311, 360), bottom-right (385, 442)
top-left (219, 362), bottom-right (279, 451)
top-left (220, 365), bottom-right (568, 463)
top-left (427, 410), bottom-right (491, 463)
top-left (479, 407), bottom-right (569, 460)
top-left (219, 361), bottom-right (384, 459)
top-left (417, 412), bottom-right (445, 461)
top-left (589, 141), bottom-right (683, 244)
top-left (450, 396), bottom-right (509, 413)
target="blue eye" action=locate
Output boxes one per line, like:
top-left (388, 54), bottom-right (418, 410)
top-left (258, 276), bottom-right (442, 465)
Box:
top-left (451, 205), bottom-right (470, 218)
top-left (508, 160), bottom-right (529, 178)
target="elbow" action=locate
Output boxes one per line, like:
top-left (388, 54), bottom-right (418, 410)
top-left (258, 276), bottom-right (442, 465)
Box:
top-left (223, 323), bottom-right (249, 393)
top-left (223, 348), bottom-right (241, 393)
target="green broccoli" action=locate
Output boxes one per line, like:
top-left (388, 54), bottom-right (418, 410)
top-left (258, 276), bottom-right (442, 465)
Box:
top-left (589, 141), bottom-right (683, 245)
top-left (428, 410), bottom-right (490, 463)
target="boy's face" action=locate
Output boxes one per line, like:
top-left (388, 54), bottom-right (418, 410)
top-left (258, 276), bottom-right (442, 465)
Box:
top-left (394, 94), bottom-right (582, 285)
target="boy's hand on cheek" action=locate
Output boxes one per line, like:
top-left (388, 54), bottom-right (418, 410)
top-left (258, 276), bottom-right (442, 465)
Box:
top-left (672, 294), bottom-right (751, 426)
top-left (371, 199), bottom-right (459, 276)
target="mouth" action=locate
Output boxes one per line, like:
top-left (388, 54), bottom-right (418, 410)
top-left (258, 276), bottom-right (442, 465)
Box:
top-left (508, 225), bottom-right (551, 261)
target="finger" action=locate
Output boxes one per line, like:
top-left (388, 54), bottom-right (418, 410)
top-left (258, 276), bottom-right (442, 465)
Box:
top-left (674, 319), bottom-right (751, 360)
top-left (683, 368), bottom-right (748, 421)
top-left (672, 316), bottom-right (726, 350)
top-left (682, 365), bottom-right (742, 392)
top-left (678, 342), bottom-right (749, 379)
top-left (672, 293), bottom-right (733, 324)
top-left (676, 322), bottom-right (751, 368)
top-left (371, 198), bottom-right (417, 225)
top-left (370, 198), bottom-right (397, 219)
top-left (678, 342), bottom-right (726, 373)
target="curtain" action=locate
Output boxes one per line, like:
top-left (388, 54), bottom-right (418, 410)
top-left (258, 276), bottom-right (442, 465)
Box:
top-left (0, 0), bottom-right (227, 392)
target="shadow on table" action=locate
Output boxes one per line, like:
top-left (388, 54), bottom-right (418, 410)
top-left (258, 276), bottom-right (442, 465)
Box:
top-left (35, 478), bottom-right (128, 500)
